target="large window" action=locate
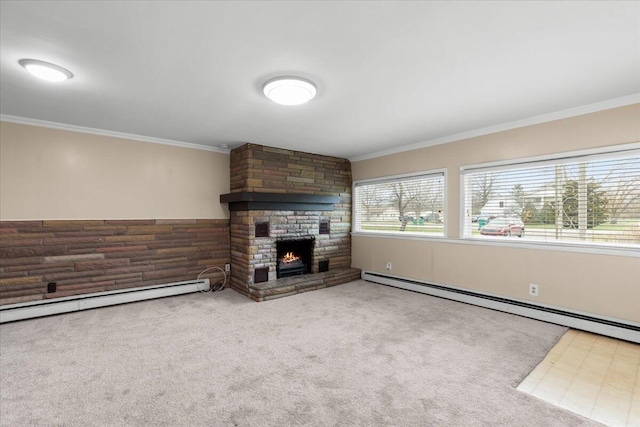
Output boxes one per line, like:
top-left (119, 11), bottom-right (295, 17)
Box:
top-left (461, 146), bottom-right (640, 247)
top-left (354, 171), bottom-right (445, 236)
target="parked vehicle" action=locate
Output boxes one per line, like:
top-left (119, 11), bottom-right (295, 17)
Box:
top-left (480, 217), bottom-right (525, 237)
top-left (420, 212), bottom-right (441, 223)
top-left (476, 215), bottom-right (496, 229)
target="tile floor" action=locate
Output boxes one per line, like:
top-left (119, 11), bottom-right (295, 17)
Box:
top-left (517, 329), bottom-right (640, 427)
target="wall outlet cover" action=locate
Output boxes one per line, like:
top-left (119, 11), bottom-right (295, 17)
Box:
top-left (529, 284), bottom-right (539, 297)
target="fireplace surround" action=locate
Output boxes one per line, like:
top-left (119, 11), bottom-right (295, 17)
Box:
top-left (221, 143), bottom-right (361, 301)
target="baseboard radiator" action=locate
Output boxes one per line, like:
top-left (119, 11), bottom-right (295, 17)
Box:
top-left (0, 279), bottom-right (210, 324)
top-left (362, 271), bottom-right (640, 344)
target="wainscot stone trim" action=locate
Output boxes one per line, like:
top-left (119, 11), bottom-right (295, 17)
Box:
top-left (0, 219), bottom-right (230, 305)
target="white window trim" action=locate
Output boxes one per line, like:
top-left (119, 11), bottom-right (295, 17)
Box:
top-left (459, 142), bottom-right (640, 251)
top-left (460, 142), bottom-right (640, 173)
top-left (353, 168), bottom-right (448, 237)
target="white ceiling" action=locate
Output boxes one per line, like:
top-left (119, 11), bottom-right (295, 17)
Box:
top-left (1, 1), bottom-right (639, 160)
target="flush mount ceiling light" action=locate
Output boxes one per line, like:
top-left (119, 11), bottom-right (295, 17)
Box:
top-left (263, 77), bottom-right (317, 106)
top-left (19, 59), bottom-right (73, 82)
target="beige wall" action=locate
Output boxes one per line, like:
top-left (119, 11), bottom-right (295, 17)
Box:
top-left (0, 122), bottom-right (230, 220)
top-left (351, 104), bottom-right (640, 323)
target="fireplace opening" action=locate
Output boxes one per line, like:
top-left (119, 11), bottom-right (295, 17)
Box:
top-left (276, 238), bottom-right (314, 278)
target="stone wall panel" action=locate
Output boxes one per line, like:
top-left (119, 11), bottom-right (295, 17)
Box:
top-left (0, 219), bottom-right (230, 305)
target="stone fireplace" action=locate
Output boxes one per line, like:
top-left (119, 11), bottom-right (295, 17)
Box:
top-left (221, 144), bottom-right (361, 301)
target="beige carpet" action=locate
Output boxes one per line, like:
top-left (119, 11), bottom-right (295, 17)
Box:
top-left (0, 280), bottom-right (599, 426)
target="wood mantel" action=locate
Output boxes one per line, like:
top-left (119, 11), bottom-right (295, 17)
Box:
top-left (220, 192), bottom-right (340, 211)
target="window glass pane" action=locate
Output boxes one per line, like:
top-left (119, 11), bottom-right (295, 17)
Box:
top-left (462, 149), bottom-right (640, 247)
top-left (354, 173), bottom-right (445, 235)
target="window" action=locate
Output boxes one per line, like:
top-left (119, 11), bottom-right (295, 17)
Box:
top-left (354, 171), bottom-right (445, 236)
top-left (461, 146), bottom-right (640, 247)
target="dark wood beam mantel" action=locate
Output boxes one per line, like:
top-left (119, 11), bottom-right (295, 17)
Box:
top-left (220, 192), bottom-right (340, 211)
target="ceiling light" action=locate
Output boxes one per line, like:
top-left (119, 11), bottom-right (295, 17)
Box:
top-left (263, 77), bottom-right (317, 106)
top-left (19, 59), bottom-right (73, 82)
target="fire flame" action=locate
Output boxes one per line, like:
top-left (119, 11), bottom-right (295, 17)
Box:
top-left (282, 252), bottom-right (300, 263)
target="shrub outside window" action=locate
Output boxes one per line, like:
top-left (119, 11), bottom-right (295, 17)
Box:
top-left (354, 171), bottom-right (445, 236)
top-left (461, 146), bottom-right (640, 248)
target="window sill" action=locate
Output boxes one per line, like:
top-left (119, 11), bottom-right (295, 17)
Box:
top-left (351, 232), bottom-right (640, 257)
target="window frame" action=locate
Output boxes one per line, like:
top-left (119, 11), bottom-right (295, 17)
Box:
top-left (459, 142), bottom-right (640, 251)
top-left (352, 169), bottom-right (448, 239)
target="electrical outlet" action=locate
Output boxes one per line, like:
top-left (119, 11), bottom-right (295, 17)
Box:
top-left (386, 262), bottom-right (392, 271)
top-left (224, 263), bottom-right (230, 272)
top-left (529, 283), bottom-right (539, 297)
top-left (47, 282), bottom-right (56, 293)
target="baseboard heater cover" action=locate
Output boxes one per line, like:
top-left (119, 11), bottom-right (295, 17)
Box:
top-left (361, 271), bottom-right (640, 344)
top-left (0, 279), bottom-right (210, 323)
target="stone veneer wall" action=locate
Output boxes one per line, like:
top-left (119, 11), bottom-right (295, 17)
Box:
top-left (0, 219), bottom-right (229, 305)
top-left (228, 144), bottom-right (352, 295)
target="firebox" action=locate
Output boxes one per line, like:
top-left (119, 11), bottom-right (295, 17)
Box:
top-left (276, 238), bottom-right (314, 278)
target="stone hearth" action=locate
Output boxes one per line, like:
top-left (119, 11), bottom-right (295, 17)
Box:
top-left (221, 143), bottom-right (360, 301)
top-left (243, 268), bottom-right (362, 302)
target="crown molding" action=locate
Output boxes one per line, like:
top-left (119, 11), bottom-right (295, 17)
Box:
top-left (349, 94), bottom-right (640, 162)
top-left (0, 115), bottom-right (231, 154)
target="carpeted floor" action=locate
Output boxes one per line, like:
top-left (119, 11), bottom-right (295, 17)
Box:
top-left (0, 280), bottom-right (599, 426)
